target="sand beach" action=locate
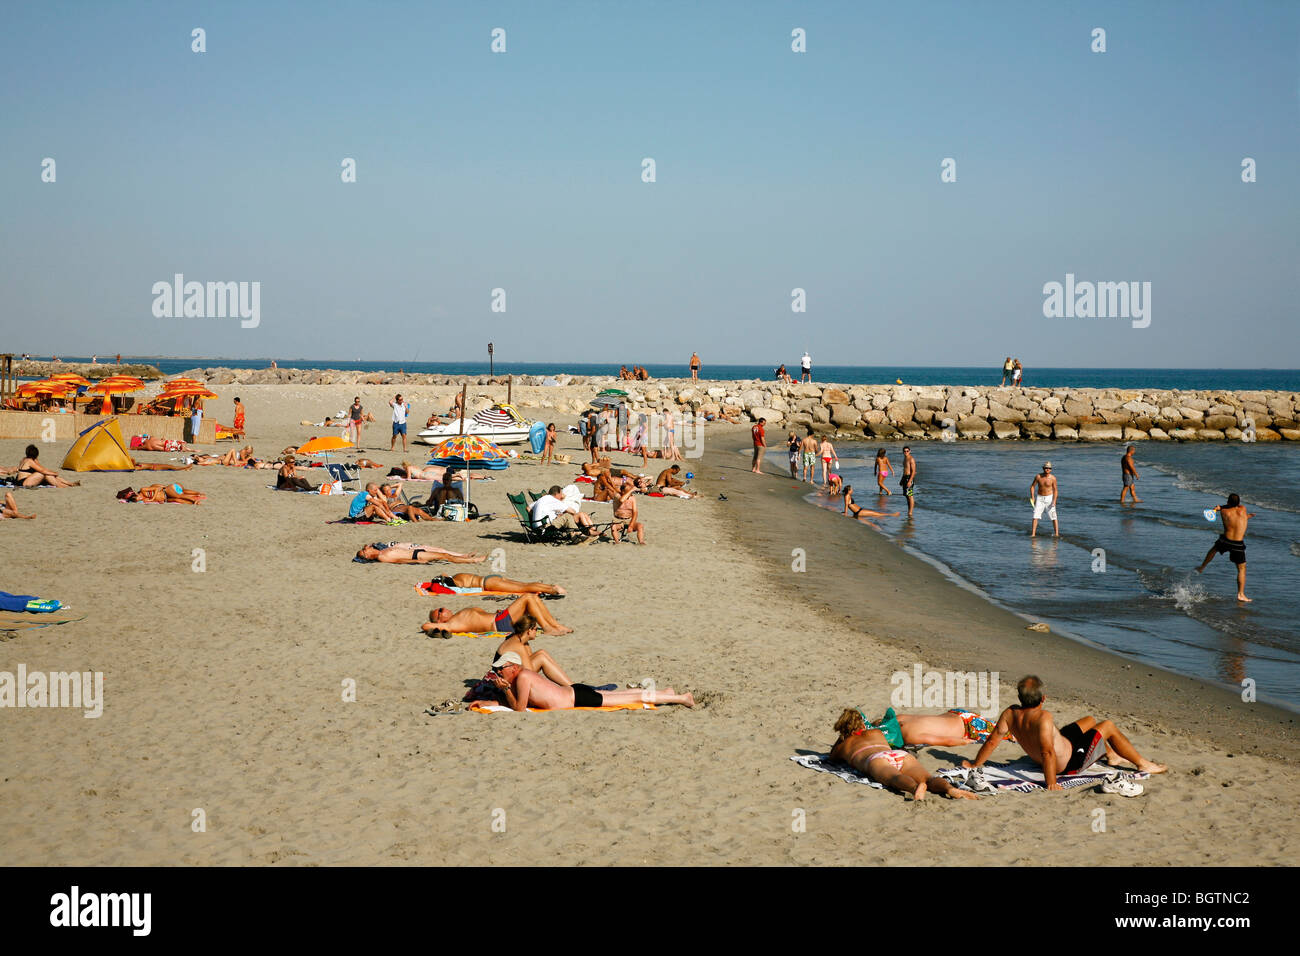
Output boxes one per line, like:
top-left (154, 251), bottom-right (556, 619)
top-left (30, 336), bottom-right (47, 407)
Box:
top-left (1, 381), bottom-right (1296, 866)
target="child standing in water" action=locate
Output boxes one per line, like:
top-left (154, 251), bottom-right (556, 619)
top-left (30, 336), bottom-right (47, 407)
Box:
top-left (874, 448), bottom-right (893, 495)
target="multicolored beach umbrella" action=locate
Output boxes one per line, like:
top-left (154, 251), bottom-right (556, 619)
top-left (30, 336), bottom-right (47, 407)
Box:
top-left (426, 434), bottom-right (510, 519)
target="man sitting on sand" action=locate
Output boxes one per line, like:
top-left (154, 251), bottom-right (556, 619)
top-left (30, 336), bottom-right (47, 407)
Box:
top-left (486, 652), bottom-right (694, 710)
top-left (611, 477), bottom-right (647, 544)
top-left (1196, 493), bottom-right (1257, 603)
top-left (423, 593), bottom-right (573, 637)
top-left (348, 483), bottom-right (400, 522)
top-left (355, 542), bottom-right (485, 564)
top-left (655, 465), bottom-right (698, 498)
top-left (965, 675), bottom-right (1166, 790)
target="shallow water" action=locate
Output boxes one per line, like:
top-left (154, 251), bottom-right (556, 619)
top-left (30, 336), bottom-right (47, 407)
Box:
top-left (805, 440), bottom-right (1300, 709)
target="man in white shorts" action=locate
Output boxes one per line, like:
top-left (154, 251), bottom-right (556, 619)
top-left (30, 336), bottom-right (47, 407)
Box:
top-left (1030, 461), bottom-right (1059, 537)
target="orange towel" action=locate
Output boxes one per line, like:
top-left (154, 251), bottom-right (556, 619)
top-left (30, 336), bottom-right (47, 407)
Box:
top-left (469, 701), bottom-right (656, 713)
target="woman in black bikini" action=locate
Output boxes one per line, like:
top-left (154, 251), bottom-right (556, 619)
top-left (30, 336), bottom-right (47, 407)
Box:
top-left (842, 485), bottom-right (898, 521)
top-left (14, 445), bottom-right (79, 488)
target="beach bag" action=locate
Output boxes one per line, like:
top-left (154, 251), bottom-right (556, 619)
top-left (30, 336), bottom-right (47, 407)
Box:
top-left (319, 480), bottom-right (344, 496)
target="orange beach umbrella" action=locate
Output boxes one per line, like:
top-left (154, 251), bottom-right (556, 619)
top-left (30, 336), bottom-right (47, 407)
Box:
top-left (296, 436), bottom-right (355, 456)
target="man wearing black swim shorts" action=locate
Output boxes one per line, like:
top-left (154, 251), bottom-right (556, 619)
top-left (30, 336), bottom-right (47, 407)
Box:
top-left (1196, 493), bottom-right (1257, 602)
top-left (487, 655), bottom-right (695, 710)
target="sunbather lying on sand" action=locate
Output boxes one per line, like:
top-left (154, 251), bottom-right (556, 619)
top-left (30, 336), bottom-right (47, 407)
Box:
top-left (485, 653), bottom-right (694, 710)
top-left (855, 707), bottom-right (1013, 747)
top-left (829, 708), bottom-right (978, 800)
top-left (423, 593), bottom-right (571, 637)
top-left (964, 676), bottom-right (1166, 789)
top-left (1, 491), bottom-right (35, 519)
top-left (134, 435), bottom-right (189, 452)
top-left (428, 573), bottom-right (565, 595)
top-left (192, 446), bottom-right (253, 466)
top-left (389, 462), bottom-right (447, 481)
top-left (117, 483), bottom-right (205, 504)
top-left (355, 542), bottom-right (486, 564)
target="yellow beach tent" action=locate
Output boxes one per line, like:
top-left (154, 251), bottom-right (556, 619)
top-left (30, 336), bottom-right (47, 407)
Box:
top-left (62, 417), bottom-right (135, 472)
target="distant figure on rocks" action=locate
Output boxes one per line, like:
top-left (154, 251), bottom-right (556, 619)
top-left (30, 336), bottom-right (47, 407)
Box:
top-left (689, 351), bottom-right (701, 381)
top-left (1120, 445), bottom-right (1141, 505)
top-left (801, 351), bottom-right (812, 382)
top-left (1000, 357), bottom-right (1013, 386)
top-left (1030, 461), bottom-right (1058, 537)
top-left (1011, 359), bottom-right (1023, 387)
top-left (1196, 493), bottom-right (1256, 603)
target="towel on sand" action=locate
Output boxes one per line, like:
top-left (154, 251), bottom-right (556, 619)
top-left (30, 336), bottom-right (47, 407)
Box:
top-left (470, 701), bottom-right (656, 714)
top-left (935, 762), bottom-right (1149, 793)
top-left (0, 611), bottom-right (84, 633)
top-left (791, 754), bottom-right (1148, 794)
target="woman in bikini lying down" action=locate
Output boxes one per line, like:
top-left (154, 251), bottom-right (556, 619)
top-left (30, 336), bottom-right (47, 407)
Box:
top-left (426, 573), bottom-right (565, 595)
top-left (856, 706), bottom-right (1014, 748)
top-left (828, 708), bottom-right (978, 801)
top-left (842, 485), bottom-right (898, 520)
top-left (117, 484), bottom-right (205, 504)
top-left (354, 542), bottom-right (486, 564)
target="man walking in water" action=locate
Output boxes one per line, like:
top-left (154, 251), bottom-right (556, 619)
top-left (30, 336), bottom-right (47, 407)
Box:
top-left (1196, 493), bottom-right (1257, 602)
top-left (1030, 461), bottom-right (1058, 537)
top-left (1120, 445), bottom-right (1141, 505)
top-left (900, 446), bottom-right (917, 517)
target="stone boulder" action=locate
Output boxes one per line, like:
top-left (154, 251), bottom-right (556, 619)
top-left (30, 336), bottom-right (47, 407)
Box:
top-left (1123, 427), bottom-right (1149, 441)
top-left (822, 387), bottom-right (850, 406)
top-left (1054, 424), bottom-right (1079, 440)
top-left (957, 417), bottom-right (991, 439)
top-left (865, 421), bottom-right (898, 438)
top-left (1064, 399), bottom-right (1093, 417)
top-left (748, 407), bottom-right (784, 425)
top-left (1148, 427), bottom-right (1171, 440)
top-left (886, 401), bottom-right (916, 425)
top-left (1078, 423), bottom-right (1125, 441)
top-left (1022, 421), bottom-right (1052, 439)
top-left (991, 421), bottom-right (1020, 439)
top-left (1196, 429), bottom-right (1226, 441)
top-left (829, 404), bottom-right (860, 427)
top-left (1169, 428), bottom-right (1199, 441)
top-left (1203, 415), bottom-right (1236, 431)
top-left (945, 396), bottom-right (974, 416)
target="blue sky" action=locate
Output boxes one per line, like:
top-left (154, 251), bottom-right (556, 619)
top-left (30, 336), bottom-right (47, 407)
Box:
top-left (1, 1), bottom-right (1297, 367)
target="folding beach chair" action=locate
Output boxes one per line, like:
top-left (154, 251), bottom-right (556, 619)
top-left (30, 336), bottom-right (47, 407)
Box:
top-left (325, 462), bottom-right (361, 492)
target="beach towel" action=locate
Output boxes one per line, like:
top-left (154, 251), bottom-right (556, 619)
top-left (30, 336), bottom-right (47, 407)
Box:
top-left (791, 754), bottom-right (1146, 793)
top-left (935, 762), bottom-right (1149, 793)
top-left (469, 701), bottom-right (656, 714)
top-left (266, 484), bottom-right (320, 494)
top-left (790, 754), bottom-right (887, 789)
top-left (0, 611), bottom-right (85, 634)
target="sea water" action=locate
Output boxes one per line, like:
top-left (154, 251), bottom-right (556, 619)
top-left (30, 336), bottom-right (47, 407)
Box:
top-left (806, 440), bottom-right (1300, 709)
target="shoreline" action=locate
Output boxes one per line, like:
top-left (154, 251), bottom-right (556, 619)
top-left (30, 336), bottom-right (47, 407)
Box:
top-left (703, 427), bottom-right (1300, 760)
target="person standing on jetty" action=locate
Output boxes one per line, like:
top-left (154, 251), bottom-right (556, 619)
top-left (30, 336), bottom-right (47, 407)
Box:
top-left (1196, 494), bottom-right (1257, 603)
top-left (689, 351), bottom-right (701, 381)
top-left (1030, 461), bottom-right (1059, 537)
top-left (751, 417), bottom-right (767, 473)
top-left (1120, 445), bottom-right (1141, 505)
top-left (900, 446), bottom-right (917, 517)
top-left (1000, 357), bottom-right (1013, 386)
top-left (800, 350), bottom-right (812, 382)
